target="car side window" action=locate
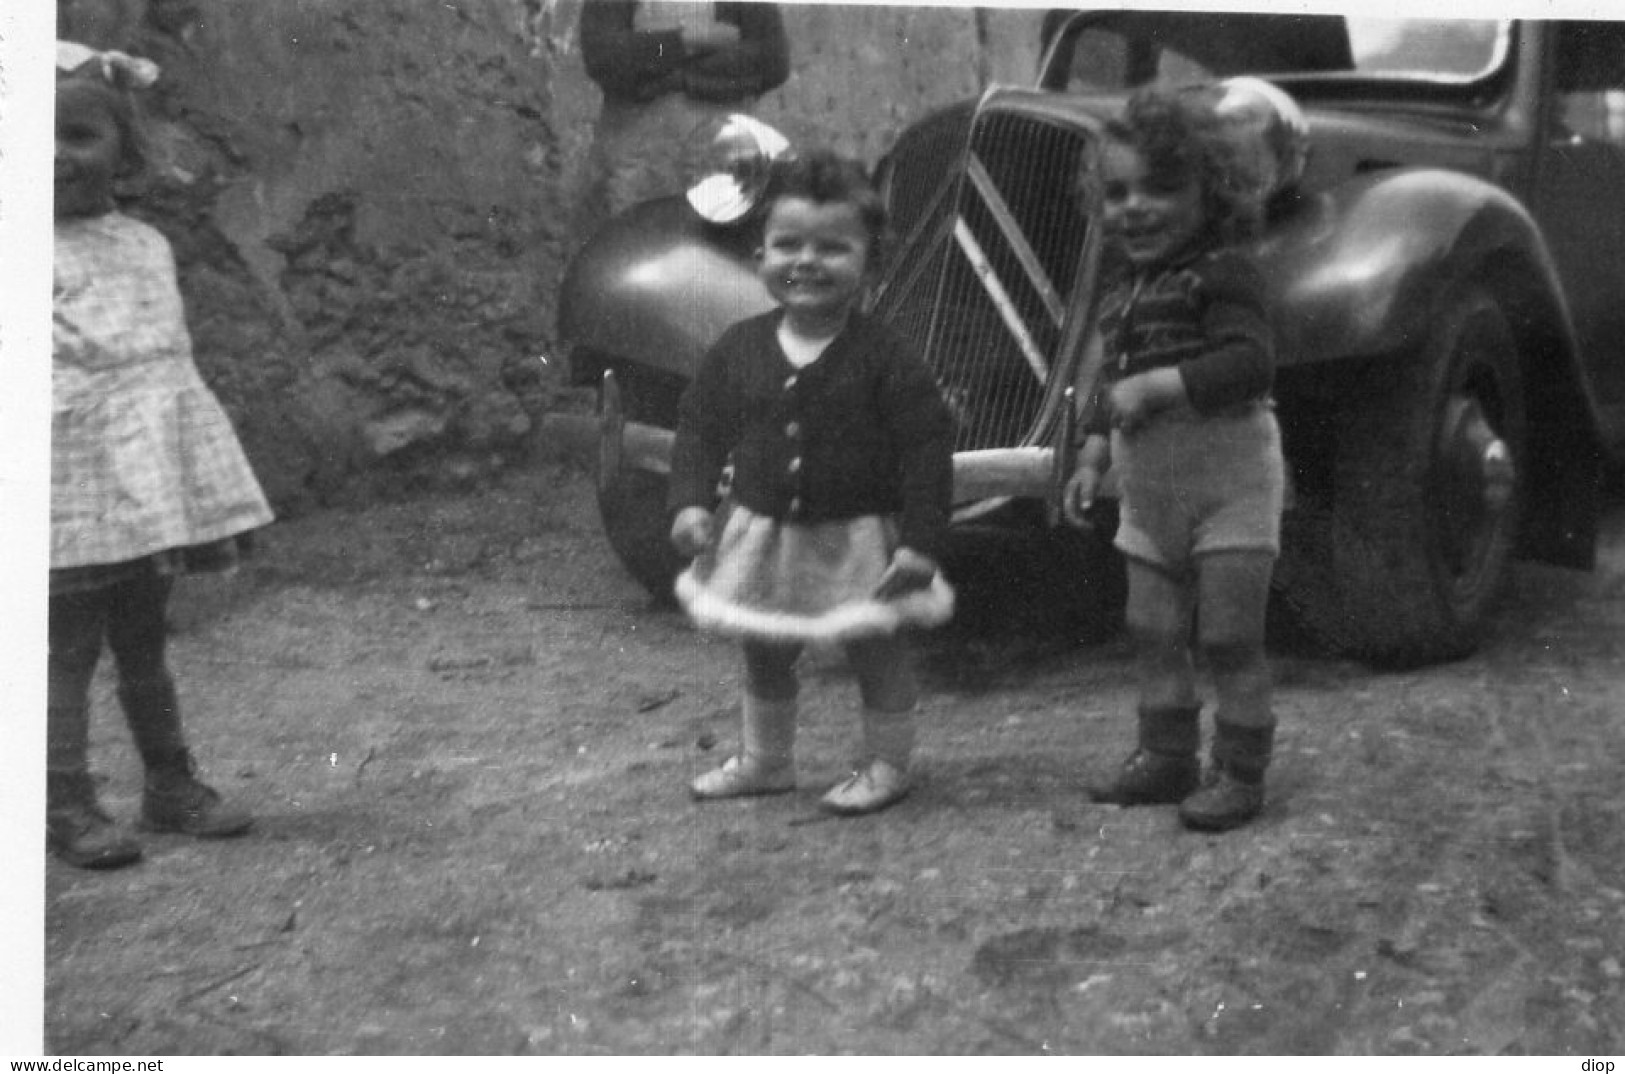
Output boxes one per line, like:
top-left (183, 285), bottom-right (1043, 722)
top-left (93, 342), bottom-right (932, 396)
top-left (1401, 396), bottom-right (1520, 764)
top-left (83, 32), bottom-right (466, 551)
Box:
top-left (1063, 29), bottom-right (1213, 92)
top-left (1554, 21), bottom-right (1625, 144)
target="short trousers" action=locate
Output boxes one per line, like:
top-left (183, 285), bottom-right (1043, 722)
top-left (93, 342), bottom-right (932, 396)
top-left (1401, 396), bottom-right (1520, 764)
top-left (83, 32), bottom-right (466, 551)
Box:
top-left (1112, 403), bottom-right (1284, 575)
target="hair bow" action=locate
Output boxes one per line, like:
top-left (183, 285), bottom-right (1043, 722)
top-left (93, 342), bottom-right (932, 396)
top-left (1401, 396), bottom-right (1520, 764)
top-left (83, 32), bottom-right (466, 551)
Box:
top-left (56, 40), bottom-right (161, 89)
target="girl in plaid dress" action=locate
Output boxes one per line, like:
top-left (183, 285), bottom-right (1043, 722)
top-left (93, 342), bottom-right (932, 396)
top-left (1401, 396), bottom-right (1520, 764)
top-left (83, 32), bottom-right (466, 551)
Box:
top-left (49, 43), bottom-right (274, 868)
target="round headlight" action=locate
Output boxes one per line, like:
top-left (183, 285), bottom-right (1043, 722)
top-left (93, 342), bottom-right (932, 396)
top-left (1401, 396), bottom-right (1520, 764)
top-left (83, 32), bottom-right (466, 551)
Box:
top-left (684, 113), bottom-right (792, 224)
top-left (1214, 76), bottom-right (1310, 201)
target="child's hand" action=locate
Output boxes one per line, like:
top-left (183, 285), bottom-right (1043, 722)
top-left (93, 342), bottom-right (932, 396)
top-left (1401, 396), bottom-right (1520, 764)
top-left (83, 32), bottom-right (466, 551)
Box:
top-left (1107, 368), bottom-right (1185, 434)
top-left (874, 547), bottom-right (938, 600)
top-left (1062, 467), bottom-right (1103, 529)
top-left (1062, 434), bottom-right (1110, 528)
top-left (670, 507), bottom-right (715, 558)
top-left (1106, 377), bottom-right (1158, 433)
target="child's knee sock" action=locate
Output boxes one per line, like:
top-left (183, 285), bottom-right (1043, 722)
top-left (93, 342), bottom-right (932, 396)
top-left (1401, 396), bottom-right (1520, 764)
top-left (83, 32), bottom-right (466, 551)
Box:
top-left (1208, 641), bottom-right (1275, 778)
top-left (861, 705), bottom-right (915, 772)
top-left (1212, 719), bottom-right (1275, 783)
top-left (741, 692), bottom-right (796, 771)
top-left (47, 703), bottom-right (91, 776)
top-left (1138, 703), bottom-right (1202, 757)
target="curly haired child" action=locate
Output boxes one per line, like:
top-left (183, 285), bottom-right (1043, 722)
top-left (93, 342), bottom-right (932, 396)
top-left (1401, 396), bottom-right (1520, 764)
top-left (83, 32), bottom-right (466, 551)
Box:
top-left (49, 42), bottom-right (274, 868)
top-left (668, 150), bottom-right (956, 815)
top-left (1063, 84), bottom-right (1284, 831)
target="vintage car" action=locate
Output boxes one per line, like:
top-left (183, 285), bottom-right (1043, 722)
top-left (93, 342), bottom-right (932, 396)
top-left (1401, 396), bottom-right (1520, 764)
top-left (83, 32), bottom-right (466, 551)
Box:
top-left (554, 11), bottom-right (1625, 666)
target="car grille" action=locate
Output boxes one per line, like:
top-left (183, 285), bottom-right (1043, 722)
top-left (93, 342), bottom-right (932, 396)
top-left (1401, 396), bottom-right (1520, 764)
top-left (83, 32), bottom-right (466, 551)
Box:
top-left (874, 105), bottom-right (1101, 453)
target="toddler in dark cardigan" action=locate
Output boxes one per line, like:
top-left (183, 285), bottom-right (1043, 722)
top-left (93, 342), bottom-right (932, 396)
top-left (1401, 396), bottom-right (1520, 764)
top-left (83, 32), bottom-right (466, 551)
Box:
top-left (668, 151), bottom-right (955, 815)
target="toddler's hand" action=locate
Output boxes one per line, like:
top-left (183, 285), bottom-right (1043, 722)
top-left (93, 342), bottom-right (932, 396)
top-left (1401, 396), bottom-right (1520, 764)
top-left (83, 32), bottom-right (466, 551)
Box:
top-left (1062, 467), bottom-right (1102, 529)
top-left (1108, 368), bottom-right (1185, 434)
top-left (874, 547), bottom-right (938, 600)
top-left (1107, 378), bottom-right (1158, 433)
top-left (670, 507), bottom-right (715, 559)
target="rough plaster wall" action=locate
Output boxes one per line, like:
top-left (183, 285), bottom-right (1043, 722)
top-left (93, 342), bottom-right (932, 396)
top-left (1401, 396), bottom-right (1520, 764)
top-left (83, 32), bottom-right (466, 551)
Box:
top-left (538, 3), bottom-right (1043, 167)
top-left (760, 4), bottom-right (1042, 159)
top-left (68, 0), bottom-right (1044, 510)
top-left (114, 0), bottom-right (562, 508)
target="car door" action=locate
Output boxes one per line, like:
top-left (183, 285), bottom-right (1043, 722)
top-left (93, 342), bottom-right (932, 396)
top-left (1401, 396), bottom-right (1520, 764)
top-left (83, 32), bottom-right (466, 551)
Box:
top-left (1528, 20), bottom-right (1625, 429)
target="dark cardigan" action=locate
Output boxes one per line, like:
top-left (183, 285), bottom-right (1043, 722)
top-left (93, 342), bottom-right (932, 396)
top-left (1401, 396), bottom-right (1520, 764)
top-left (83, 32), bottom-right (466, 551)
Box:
top-left (669, 310), bottom-right (956, 561)
top-left (1085, 243), bottom-right (1275, 436)
top-left (579, 0), bottom-right (790, 104)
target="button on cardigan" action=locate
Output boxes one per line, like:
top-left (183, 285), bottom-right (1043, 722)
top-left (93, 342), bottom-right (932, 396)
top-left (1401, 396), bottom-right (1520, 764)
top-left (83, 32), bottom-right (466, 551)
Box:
top-left (669, 310), bottom-right (956, 562)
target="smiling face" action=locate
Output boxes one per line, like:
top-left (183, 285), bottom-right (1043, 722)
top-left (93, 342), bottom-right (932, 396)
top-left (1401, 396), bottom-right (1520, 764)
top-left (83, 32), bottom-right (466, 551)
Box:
top-left (1099, 139), bottom-right (1207, 271)
top-left (757, 196), bottom-right (873, 335)
top-left (55, 81), bottom-right (125, 219)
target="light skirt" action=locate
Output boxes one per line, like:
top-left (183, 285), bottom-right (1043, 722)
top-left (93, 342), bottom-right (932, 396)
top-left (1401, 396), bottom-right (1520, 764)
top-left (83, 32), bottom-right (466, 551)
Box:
top-left (675, 507), bottom-right (955, 644)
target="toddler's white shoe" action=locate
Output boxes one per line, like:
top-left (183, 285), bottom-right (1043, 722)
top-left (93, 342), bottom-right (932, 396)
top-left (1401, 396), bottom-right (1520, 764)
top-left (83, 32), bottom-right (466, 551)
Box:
top-left (689, 755), bottom-right (795, 800)
top-left (820, 759), bottom-right (910, 815)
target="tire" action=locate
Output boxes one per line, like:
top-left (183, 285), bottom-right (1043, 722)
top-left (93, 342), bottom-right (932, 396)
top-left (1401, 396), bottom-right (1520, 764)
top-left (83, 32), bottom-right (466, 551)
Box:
top-left (595, 368), bottom-right (686, 603)
top-left (1274, 286), bottom-right (1526, 666)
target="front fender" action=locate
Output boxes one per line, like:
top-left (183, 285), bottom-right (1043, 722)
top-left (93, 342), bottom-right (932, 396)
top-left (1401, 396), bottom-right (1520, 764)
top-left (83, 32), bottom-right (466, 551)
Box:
top-left (557, 197), bottom-right (774, 383)
top-left (1259, 168), bottom-right (1569, 367)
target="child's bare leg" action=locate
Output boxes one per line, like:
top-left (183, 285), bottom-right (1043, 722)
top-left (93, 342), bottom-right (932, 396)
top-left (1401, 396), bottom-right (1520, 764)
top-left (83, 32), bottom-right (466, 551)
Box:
top-left (691, 639), bottom-right (799, 799)
top-left (821, 635), bottom-right (915, 814)
top-left (1091, 557), bottom-right (1202, 804)
top-left (1195, 549), bottom-right (1274, 728)
top-left (1180, 549), bottom-right (1277, 831)
top-left (1126, 558), bottom-right (1200, 710)
top-left (847, 634), bottom-right (918, 769)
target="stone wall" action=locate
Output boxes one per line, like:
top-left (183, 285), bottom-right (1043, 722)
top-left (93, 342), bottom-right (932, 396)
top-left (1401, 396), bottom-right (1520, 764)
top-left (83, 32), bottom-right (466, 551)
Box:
top-left (59, 0), bottom-right (1045, 510)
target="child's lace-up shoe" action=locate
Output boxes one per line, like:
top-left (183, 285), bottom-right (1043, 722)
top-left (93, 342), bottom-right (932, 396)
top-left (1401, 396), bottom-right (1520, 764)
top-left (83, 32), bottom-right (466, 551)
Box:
top-left (690, 755), bottom-right (795, 800)
top-left (1088, 749), bottom-right (1201, 805)
top-left (140, 752), bottom-right (253, 837)
top-left (1090, 704), bottom-right (1202, 805)
top-left (1177, 766), bottom-right (1265, 831)
top-left (47, 772), bottom-right (142, 870)
top-left (820, 759), bottom-right (910, 815)
top-left (1180, 719), bottom-right (1272, 831)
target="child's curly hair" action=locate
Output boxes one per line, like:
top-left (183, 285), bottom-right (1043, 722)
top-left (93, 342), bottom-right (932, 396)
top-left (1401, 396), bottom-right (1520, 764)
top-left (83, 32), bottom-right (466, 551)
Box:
top-left (760, 150), bottom-right (892, 267)
top-left (1102, 83), bottom-right (1264, 242)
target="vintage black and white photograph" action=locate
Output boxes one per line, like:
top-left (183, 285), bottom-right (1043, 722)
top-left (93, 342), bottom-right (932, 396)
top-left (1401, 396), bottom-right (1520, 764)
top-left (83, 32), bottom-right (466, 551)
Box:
top-left (10, 0), bottom-right (1625, 1057)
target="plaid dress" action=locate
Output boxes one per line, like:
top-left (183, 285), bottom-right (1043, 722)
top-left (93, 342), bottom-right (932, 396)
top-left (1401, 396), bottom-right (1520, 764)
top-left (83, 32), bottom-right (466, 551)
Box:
top-left (52, 212), bottom-right (273, 577)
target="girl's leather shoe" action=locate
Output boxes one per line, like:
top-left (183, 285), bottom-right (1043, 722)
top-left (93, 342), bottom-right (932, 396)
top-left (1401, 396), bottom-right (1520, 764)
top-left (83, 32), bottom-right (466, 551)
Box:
top-left (820, 759), bottom-right (910, 815)
top-left (690, 755), bottom-right (795, 799)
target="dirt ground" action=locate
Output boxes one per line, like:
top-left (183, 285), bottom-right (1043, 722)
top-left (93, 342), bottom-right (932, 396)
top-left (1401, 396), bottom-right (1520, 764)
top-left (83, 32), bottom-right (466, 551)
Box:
top-left (41, 459), bottom-right (1625, 1056)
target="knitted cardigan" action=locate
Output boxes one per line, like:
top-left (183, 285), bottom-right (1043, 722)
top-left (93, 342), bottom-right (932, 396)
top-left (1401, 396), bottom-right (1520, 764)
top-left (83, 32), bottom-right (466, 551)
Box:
top-left (669, 310), bottom-right (956, 562)
top-left (1085, 243), bottom-right (1275, 437)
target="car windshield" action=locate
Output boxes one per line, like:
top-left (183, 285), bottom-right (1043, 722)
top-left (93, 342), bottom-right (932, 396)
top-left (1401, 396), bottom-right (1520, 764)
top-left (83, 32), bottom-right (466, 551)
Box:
top-left (1044, 11), bottom-right (1510, 92)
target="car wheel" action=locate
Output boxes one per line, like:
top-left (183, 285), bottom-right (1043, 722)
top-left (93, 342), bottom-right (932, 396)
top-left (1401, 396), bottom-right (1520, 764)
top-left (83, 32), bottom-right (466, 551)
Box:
top-left (1275, 286), bottom-right (1525, 666)
top-left (595, 367), bottom-right (685, 604)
